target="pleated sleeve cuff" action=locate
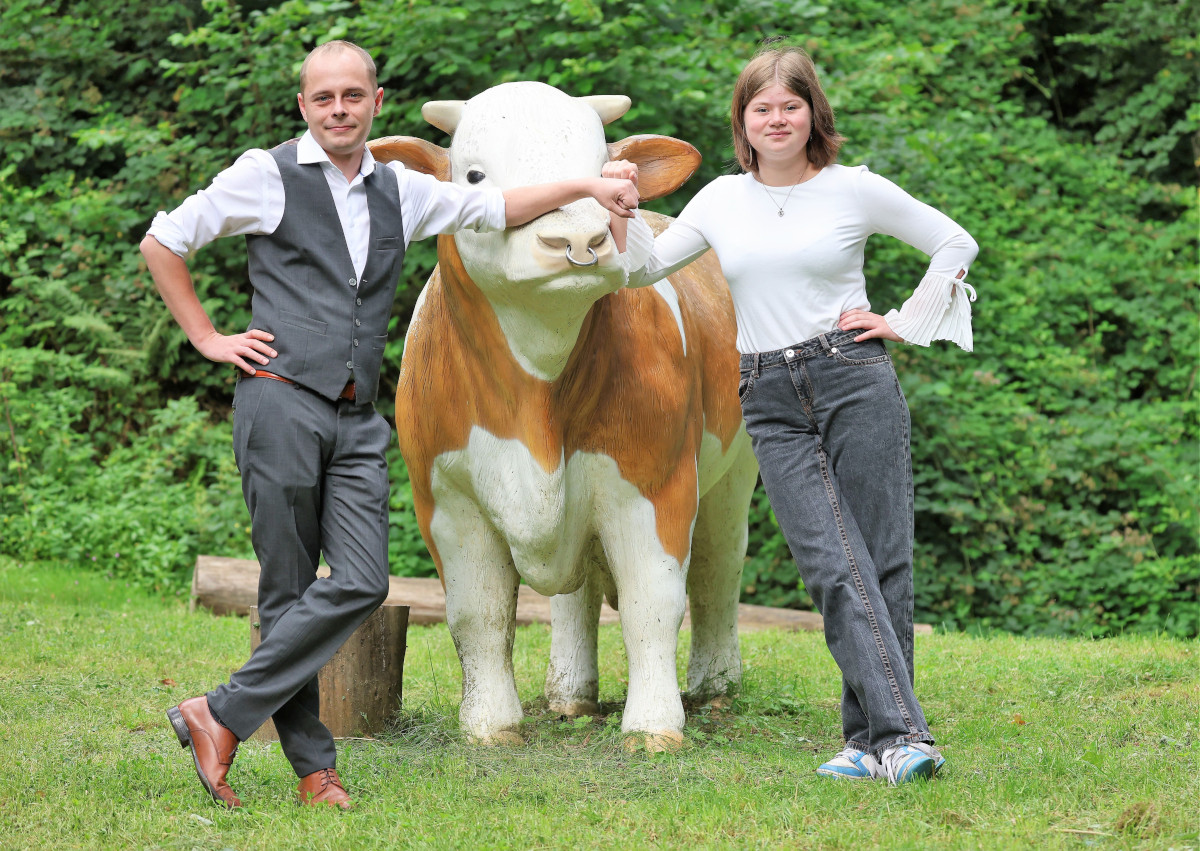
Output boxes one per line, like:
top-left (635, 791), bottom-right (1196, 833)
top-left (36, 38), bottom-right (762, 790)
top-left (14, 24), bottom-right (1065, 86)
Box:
top-left (884, 271), bottom-right (977, 351)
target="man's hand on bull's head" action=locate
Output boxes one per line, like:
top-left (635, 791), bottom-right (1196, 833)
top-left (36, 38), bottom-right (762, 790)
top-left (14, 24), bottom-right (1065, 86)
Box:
top-left (601, 160), bottom-right (640, 186)
top-left (594, 174), bottom-right (639, 256)
top-left (595, 176), bottom-right (640, 218)
top-left (599, 164), bottom-right (639, 255)
top-left (597, 166), bottom-right (640, 255)
top-left (498, 177), bottom-right (638, 229)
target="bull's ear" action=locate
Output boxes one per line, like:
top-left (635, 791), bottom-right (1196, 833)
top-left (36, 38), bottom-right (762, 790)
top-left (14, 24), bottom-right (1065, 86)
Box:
top-left (368, 136), bottom-right (451, 182)
top-left (422, 100), bottom-right (466, 136)
top-left (580, 95), bottom-right (630, 125)
top-left (607, 135), bottom-right (702, 201)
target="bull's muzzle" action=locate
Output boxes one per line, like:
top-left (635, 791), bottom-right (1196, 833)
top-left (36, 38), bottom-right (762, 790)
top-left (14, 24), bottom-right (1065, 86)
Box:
top-left (536, 231), bottom-right (608, 269)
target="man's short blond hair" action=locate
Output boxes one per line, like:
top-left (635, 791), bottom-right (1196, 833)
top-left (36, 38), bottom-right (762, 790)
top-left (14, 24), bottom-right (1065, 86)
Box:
top-left (299, 40), bottom-right (377, 92)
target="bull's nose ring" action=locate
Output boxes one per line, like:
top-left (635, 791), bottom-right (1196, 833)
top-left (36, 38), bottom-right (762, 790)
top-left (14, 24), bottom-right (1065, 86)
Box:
top-left (566, 247), bottom-right (599, 267)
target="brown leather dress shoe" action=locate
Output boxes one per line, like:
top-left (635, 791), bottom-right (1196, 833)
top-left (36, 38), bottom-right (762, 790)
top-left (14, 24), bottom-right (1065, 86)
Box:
top-left (166, 696), bottom-right (242, 809)
top-left (296, 768), bottom-right (352, 810)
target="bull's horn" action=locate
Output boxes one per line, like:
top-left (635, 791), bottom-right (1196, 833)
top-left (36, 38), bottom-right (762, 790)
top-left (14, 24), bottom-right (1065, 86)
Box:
top-left (423, 101), bottom-right (466, 136)
top-left (581, 95), bottom-right (631, 125)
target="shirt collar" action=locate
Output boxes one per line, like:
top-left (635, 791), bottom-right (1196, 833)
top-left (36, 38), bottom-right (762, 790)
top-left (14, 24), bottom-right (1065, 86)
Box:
top-left (296, 130), bottom-right (377, 178)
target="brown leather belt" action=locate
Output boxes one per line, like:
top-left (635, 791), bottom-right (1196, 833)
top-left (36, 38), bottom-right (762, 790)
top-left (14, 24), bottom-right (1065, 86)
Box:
top-left (249, 369), bottom-right (355, 401)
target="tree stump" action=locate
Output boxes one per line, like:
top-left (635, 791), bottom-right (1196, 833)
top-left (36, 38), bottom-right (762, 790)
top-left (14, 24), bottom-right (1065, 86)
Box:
top-left (248, 602), bottom-right (409, 742)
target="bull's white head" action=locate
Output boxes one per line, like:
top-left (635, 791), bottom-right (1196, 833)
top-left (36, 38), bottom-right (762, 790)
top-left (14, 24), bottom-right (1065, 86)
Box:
top-left (370, 81), bottom-right (699, 380)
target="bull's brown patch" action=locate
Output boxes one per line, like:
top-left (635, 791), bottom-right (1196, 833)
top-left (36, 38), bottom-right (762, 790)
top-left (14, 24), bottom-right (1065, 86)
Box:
top-left (396, 214), bottom-right (741, 571)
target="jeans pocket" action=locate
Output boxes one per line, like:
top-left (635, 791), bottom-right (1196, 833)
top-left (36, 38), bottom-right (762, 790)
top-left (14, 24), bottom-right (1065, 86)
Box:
top-left (831, 338), bottom-right (890, 366)
top-left (738, 371), bottom-right (756, 403)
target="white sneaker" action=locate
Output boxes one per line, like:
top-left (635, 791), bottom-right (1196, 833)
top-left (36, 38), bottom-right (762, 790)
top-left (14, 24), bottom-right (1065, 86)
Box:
top-left (880, 744), bottom-right (936, 785)
top-left (815, 747), bottom-right (881, 780)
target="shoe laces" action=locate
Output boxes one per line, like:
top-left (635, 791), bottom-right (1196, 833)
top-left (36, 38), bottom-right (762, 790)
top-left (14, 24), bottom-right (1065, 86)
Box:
top-left (881, 747), bottom-right (905, 785)
top-left (881, 745), bottom-right (931, 784)
top-left (830, 747), bottom-right (880, 777)
top-left (316, 767), bottom-right (341, 789)
top-left (907, 741), bottom-right (943, 765)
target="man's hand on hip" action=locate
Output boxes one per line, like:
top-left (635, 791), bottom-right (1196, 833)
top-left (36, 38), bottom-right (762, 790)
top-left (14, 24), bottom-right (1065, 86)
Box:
top-left (194, 329), bottom-right (278, 375)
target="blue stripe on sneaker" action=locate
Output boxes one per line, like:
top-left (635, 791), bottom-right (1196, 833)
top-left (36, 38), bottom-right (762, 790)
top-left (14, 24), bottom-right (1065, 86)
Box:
top-left (816, 748), bottom-right (877, 780)
top-left (893, 751), bottom-right (934, 783)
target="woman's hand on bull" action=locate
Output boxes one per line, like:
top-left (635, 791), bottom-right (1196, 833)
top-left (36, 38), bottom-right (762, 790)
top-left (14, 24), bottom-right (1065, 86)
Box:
top-left (837, 309), bottom-right (903, 343)
top-left (593, 176), bottom-right (640, 218)
top-left (602, 159), bottom-right (640, 186)
top-left (194, 328), bottom-right (278, 375)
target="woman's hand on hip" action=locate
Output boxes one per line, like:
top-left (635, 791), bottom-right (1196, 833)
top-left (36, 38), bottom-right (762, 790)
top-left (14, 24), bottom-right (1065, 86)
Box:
top-left (838, 309), bottom-right (903, 343)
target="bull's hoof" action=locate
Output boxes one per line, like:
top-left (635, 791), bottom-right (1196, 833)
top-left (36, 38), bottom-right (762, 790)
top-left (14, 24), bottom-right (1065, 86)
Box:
top-left (548, 699), bottom-right (602, 718)
top-left (476, 730), bottom-right (525, 747)
top-left (623, 731), bottom-right (685, 754)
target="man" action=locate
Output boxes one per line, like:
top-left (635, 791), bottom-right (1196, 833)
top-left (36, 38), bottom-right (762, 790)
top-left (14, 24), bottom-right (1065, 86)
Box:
top-left (141, 40), bottom-right (638, 810)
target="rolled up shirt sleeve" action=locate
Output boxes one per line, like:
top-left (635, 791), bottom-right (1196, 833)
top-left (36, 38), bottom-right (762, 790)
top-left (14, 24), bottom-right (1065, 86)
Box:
top-left (145, 150), bottom-right (282, 258)
top-left (395, 164), bottom-right (507, 245)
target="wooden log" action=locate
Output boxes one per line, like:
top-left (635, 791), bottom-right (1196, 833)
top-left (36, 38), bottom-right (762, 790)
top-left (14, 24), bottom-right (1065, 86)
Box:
top-left (249, 602), bottom-right (409, 742)
top-left (190, 555), bottom-right (260, 617)
top-left (192, 555), bottom-right (929, 634)
top-left (189, 556), bottom-right (454, 624)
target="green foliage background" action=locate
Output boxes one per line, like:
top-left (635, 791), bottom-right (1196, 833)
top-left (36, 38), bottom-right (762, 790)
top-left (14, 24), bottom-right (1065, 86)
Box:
top-left (1, 0), bottom-right (1196, 637)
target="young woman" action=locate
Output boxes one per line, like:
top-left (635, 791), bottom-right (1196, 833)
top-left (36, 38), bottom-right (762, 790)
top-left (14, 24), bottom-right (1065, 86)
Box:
top-left (608, 43), bottom-right (978, 784)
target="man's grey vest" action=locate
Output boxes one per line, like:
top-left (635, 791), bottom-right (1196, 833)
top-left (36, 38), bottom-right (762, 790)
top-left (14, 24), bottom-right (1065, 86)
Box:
top-left (245, 142), bottom-right (404, 404)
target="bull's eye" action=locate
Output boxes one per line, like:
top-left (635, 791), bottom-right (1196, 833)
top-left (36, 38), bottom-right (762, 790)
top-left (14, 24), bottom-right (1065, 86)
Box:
top-left (466, 169), bottom-right (486, 185)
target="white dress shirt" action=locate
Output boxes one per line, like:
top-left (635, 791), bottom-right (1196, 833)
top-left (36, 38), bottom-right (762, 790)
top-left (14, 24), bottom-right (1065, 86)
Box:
top-left (147, 131), bottom-right (507, 280)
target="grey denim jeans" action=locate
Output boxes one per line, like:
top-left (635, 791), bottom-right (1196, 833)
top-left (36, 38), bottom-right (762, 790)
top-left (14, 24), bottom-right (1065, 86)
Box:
top-left (739, 328), bottom-right (934, 756)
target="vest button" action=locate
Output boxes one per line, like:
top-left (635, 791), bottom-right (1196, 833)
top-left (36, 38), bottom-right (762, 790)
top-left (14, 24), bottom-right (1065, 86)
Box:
top-left (346, 361), bottom-right (353, 369)
top-left (353, 339), bottom-right (359, 347)
top-left (356, 298), bottom-right (362, 306)
top-left (348, 277), bottom-right (356, 286)
top-left (354, 319), bottom-right (361, 327)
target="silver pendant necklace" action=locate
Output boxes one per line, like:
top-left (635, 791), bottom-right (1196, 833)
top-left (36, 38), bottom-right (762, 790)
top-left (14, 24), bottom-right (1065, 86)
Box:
top-left (760, 160), bottom-right (812, 217)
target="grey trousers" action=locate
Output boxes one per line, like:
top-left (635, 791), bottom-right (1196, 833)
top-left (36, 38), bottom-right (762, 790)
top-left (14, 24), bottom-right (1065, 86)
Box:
top-left (208, 376), bottom-right (391, 776)
top-left (739, 328), bottom-right (934, 757)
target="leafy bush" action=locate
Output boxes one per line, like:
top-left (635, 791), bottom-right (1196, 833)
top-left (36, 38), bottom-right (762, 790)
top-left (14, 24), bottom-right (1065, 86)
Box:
top-left (1018, 0), bottom-right (1199, 187)
top-left (0, 0), bottom-right (1194, 636)
top-left (0, 351), bottom-right (250, 591)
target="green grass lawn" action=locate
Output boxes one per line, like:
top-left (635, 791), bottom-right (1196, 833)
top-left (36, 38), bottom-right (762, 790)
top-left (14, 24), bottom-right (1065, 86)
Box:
top-left (0, 556), bottom-right (1196, 850)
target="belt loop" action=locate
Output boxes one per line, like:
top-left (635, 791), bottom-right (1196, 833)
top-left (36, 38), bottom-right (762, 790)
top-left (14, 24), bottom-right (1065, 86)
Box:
top-left (756, 352), bottom-right (764, 377)
top-left (818, 333), bottom-right (832, 353)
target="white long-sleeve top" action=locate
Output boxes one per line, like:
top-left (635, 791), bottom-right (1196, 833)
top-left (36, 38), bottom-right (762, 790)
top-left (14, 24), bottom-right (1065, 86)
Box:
top-left (623, 164), bottom-right (979, 353)
top-left (147, 130), bottom-right (508, 279)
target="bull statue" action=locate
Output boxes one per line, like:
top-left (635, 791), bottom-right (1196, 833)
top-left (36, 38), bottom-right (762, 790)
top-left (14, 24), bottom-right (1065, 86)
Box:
top-left (369, 81), bottom-right (758, 750)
